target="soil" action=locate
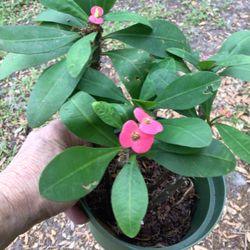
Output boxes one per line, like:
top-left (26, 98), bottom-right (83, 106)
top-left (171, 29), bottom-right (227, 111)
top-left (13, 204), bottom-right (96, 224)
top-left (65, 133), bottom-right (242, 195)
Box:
top-left (85, 155), bottom-right (196, 247)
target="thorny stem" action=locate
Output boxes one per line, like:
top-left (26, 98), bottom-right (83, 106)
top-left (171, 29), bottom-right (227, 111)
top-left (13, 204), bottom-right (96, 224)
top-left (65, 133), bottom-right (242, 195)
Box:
top-left (88, 26), bottom-right (103, 70)
top-left (77, 25), bottom-right (104, 70)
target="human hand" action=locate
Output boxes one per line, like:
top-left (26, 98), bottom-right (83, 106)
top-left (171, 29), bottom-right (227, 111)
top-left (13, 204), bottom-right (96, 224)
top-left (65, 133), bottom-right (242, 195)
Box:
top-left (0, 120), bottom-right (90, 248)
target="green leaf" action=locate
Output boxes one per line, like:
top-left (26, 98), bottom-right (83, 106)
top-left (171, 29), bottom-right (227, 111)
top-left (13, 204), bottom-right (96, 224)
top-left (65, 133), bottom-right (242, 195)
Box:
top-left (0, 45), bottom-right (70, 80)
top-left (78, 68), bottom-right (126, 103)
top-left (154, 72), bottom-right (221, 110)
top-left (153, 141), bottom-right (202, 155)
top-left (200, 93), bottom-right (216, 120)
top-left (140, 68), bottom-right (178, 100)
top-left (39, 22), bottom-right (72, 31)
top-left (74, 0), bottom-right (116, 14)
top-left (60, 91), bottom-right (119, 147)
top-left (216, 123), bottom-right (250, 164)
top-left (106, 20), bottom-right (191, 58)
top-left (152, 69), bottom-right (178, 96)
top-left (215, 54), bottom-right (250, 67)
top-left (154, 58), bottom-right (177, 71)
top-left (111, 103), bottom-right (134, 123)
top-left (139, 57), bottom-right (190, 100)
top-left (27, 59), bottom-right (81, 128)
top-left (132, 99), bottom-right (156, 109)
top-left (198, 60), bottom-right (216, 71)
top-left (92, 101), bottom-right (123, 128)
top-left (111, 155), bottom-right (148, 238)
top-left (35, 9), bottom-right (86, 28)
top-left (146, 140), bottom-right (236, 177)
top-left (39, 146), bottom-right (120, 202)
top-left (139, 72), bottom-right (160, 101)
top-left (106, 49), bottom-right (153, 98)
top-left (105, 11), bottom-right (152, 28)
top-left (0, 25), bottom-right (80, 54)
top-left (156, 118), bottom-right (212, 148)
top-left (166, 47), bottom-right (199, 67)
top-left (219, 30), bottom-right (250, 56)
top-left (175, 108), bottom-right (198, 118)
top-left (67, 32), bottom-right (97, 78)
top-left (155, 57), bottom-right (191, 73)
top-left (41, 0), bottom-right (88, 21)
top-left (220, 64), bottom-right (250, 82)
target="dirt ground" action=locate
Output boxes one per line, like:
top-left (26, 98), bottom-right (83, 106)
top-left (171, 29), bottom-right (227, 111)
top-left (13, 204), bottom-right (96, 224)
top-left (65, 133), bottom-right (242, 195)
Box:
top-left (1, 0), bottom-right (250, 249)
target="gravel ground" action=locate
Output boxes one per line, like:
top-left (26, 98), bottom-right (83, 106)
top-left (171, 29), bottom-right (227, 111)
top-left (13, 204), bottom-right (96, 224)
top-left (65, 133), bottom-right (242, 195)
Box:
top-left (1, 0), bottom-right (250, 249)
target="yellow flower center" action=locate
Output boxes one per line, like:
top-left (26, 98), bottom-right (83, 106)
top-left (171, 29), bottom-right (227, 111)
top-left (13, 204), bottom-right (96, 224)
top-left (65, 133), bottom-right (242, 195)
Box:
top-left (131, 132), bottom-right (140, 141)
top-left (94, 9), bottom-right (100, 17)
top-left (144, 118), bottom-right (152, 124)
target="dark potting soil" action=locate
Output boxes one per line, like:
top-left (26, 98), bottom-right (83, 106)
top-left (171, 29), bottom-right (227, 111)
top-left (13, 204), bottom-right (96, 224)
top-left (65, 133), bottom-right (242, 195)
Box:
top-left (85, 155), bottom-right (196, 247)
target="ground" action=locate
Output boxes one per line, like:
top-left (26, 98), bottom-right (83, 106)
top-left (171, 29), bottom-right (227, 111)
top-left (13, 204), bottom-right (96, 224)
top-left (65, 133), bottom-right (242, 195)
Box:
top-left (0, 0), bottom-right (249, 249)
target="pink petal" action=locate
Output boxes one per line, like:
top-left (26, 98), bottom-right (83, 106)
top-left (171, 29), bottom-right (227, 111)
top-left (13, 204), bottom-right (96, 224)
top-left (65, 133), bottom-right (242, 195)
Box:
top-left (134, 107), bottom-right (152, 123)
top-left (88, 16), bottom-right (104, 25)
top-left (119, 120), bottom-right (138, 148)
top-left (90, 6), bottom-right (104, 16)
top-left (132, 132), bottom-right (154, 154)
top-left (139, 120), bottom-right (164, 135)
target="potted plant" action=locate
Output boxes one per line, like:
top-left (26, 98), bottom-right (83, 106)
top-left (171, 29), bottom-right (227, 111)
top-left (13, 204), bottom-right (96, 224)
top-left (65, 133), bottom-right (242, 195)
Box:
top-left (0, 0), bottom-right (249, 249)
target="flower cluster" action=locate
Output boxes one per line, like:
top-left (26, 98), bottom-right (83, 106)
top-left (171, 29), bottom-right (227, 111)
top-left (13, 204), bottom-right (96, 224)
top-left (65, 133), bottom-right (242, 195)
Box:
top-left (119, 108), bottom-right (163, 154)
top-left (89, 6), bottom-right (104, 25)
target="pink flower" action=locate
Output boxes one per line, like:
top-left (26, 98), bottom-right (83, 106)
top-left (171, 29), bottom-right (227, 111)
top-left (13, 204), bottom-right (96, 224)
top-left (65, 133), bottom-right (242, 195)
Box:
top-left (119, 120), bottom-right (154, 154)
top-left (134, 108), bottom-right (163, 135)
top-left (89, 6), bottom-right (104, 25)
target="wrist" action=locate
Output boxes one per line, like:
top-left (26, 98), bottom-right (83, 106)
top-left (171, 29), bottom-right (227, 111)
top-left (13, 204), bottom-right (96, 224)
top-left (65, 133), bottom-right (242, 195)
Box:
top-left (0, 168), bottom-right (50, 248)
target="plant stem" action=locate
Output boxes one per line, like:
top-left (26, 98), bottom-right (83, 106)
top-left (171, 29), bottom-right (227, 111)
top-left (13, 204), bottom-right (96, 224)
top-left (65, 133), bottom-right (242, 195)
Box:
top-left (91, 26), bottom-right (103, 70)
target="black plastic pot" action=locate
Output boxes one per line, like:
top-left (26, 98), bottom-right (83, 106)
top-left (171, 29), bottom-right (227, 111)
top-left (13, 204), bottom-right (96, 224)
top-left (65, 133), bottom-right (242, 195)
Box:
top-left (81, 177), bottom-right (226, 250)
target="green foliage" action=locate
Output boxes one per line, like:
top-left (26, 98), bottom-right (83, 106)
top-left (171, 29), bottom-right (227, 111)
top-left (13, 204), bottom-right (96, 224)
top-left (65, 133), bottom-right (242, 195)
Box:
top-left (35, 9), bottom-right (86, 28)
top-left (111, 155), bottom-right (148, 238)
top-left (157, 118), bottom-right (212, 148)
top-left (140, 68), bottom-right (178, 100)
top-left (155, 71), bottom-right (221, 110)
top-left (220, 64), bottom-right (250, 82)
top-left (0, 26), bottom-right (80, 54)
top-left (27, 59), bottom-right (81, 128)
top-left (60, 91), bottom-right (119, 147)
top-left (155, 57), bottom-right (191, 73)
top-left (215, 54), bottom-right (250, 67)
top-left (132, 99), bottom-right (156, 109)
top-left (166, 48), bottom-right (199, 67)
top-left (106, 20), bottom-right (191, 58)
top-left (154, 141), bottom-right (202, 155)
top-left (41, 0), bottom-right (88, 21)
top-left (111, 103), bottom-right (134, 123)
top-left (78, 68), bottom-right (126, 103)
top-left (200, 94), bottom-right (216, 121)
top-left (106, 49), bottom-right (153, 98)
top-left (219, 30), bottom-right (250, 56)
top-left (92, 101), bottom-right (123, 128)
top-left (216, 124), bottom-right (250, 164)
top-left (67, 32), bottom-right (97, 77)
top-left (39, 146), bottom-right (120, 201)
top-left (146, 140), bottom-right (236, 177)
top-left (105, 11), bottom-right (152, 28)
top-left (0, 45), bottom-right (70, 80)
